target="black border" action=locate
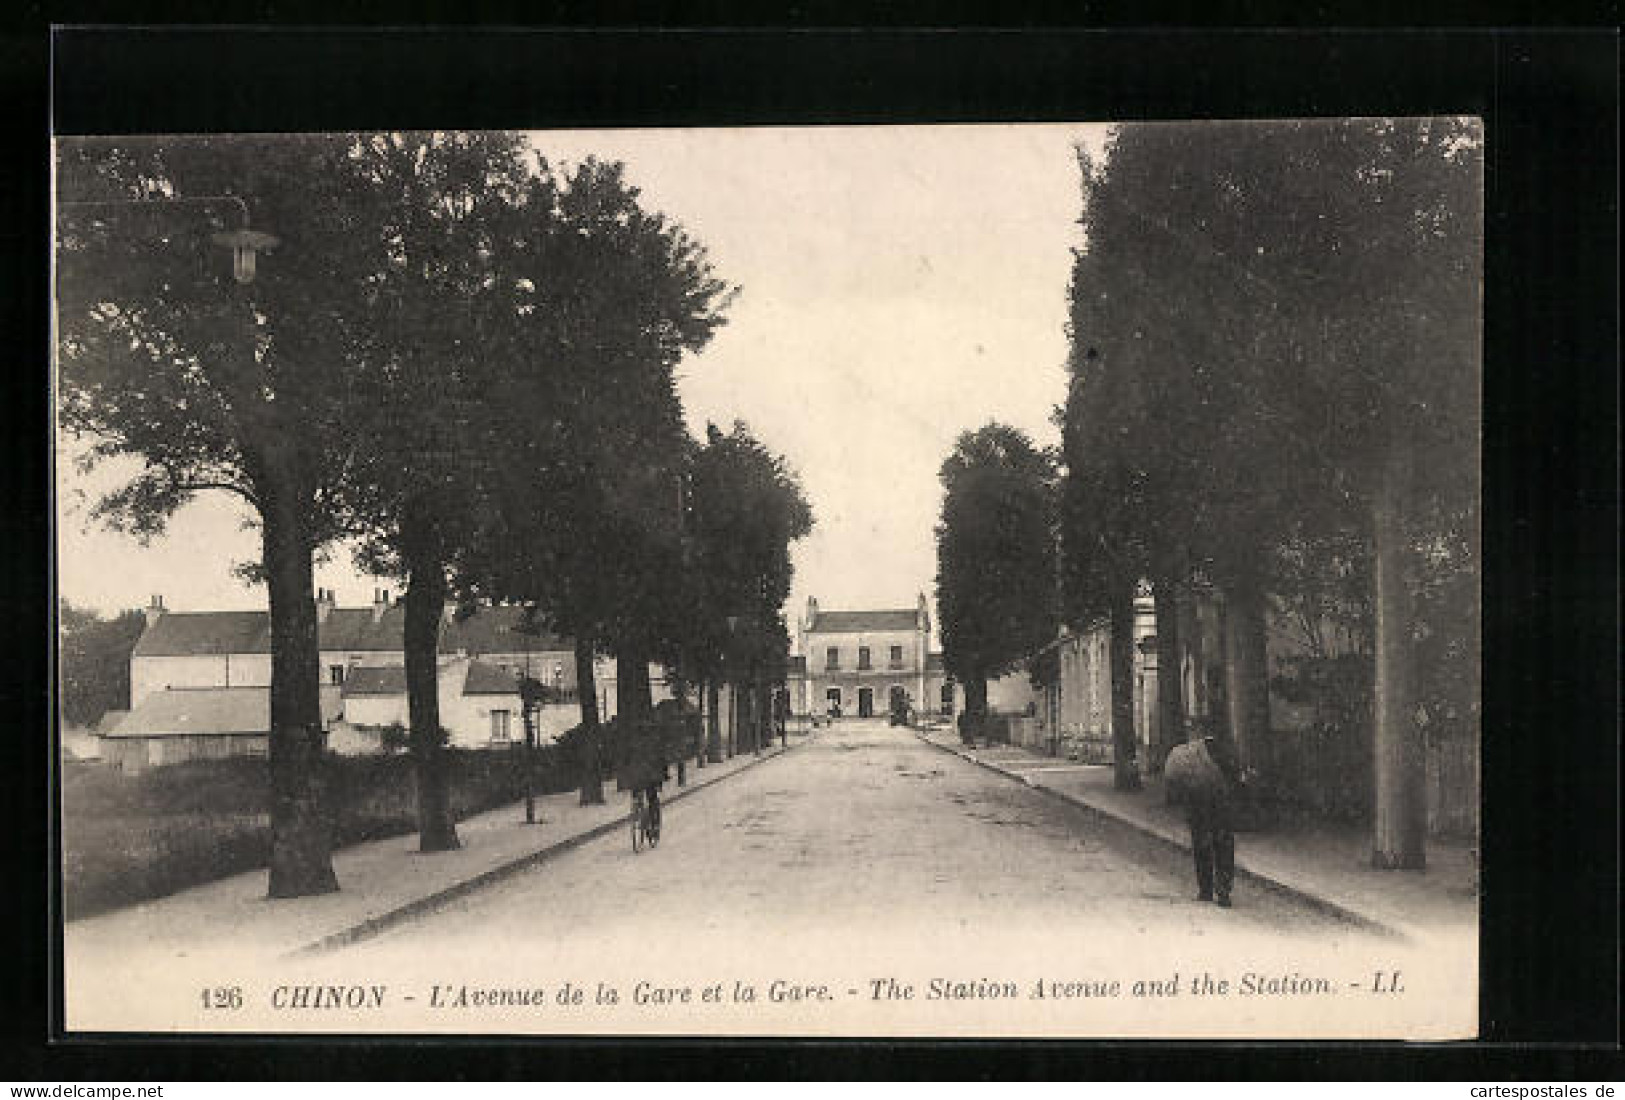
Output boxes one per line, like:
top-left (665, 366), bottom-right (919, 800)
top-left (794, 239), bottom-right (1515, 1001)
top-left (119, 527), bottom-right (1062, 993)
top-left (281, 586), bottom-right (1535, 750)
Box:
top-left (6, 16), bottom-right (1620, 1080)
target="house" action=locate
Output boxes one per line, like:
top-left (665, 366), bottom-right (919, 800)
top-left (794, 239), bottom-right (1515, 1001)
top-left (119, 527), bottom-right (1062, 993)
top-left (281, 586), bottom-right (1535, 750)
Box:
top-left (1003, 577), bottom-right (1476, 840)
top-left (114, 590), bottom-right (675, 768)
top-left (331, 656), bottom-right (584, 752)
top-left (790, 594), bottom-right (958, 719)
top-left (129, 589), bottom-right (582, 707)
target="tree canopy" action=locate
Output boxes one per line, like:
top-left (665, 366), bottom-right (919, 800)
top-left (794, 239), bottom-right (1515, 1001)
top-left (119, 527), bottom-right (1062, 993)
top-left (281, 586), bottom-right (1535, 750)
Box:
top-left (936, 422), bottom-right (1057, 705)
top-left (1062, 118), bottom-right (1481, 592)
top-left (455, 157), bottom-right (736, 667)
top-left (57, 600), bottom-right (146, 728)
top-left (679, 420), bottom-right (815, 693)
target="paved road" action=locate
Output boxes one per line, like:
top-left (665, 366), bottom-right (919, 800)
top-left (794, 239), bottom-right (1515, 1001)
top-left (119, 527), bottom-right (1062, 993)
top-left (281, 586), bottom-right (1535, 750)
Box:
top-left (301, 720), bottom-right (1457, 1036)
top-left (343, 719), bottom-right (1363, 961)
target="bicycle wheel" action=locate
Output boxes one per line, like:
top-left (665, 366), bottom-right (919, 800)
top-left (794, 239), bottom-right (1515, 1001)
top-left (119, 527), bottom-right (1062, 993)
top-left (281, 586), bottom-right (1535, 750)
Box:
top-left (631, 805), bottom-right (644, 853)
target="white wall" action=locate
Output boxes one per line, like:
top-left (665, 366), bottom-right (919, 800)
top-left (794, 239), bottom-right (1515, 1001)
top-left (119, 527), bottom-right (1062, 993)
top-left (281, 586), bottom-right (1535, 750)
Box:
top-left (326, 722), bottom-right (386, 756)
top-left (341, 692), bottom-right (408, 730)
top-left (804, 628), bottom-right (923, 676)
top-left (131, 649), bottom-right (400, 708)
top-left (592, 663), bottom-right (674, 722)
top-left (987, 668), bottom-right (1038, 715)
top-left (131, 653), bottom-right (273, 707)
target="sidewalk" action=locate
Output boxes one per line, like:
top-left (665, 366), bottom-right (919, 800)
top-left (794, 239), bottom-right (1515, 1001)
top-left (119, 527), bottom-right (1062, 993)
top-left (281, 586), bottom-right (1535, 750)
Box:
top-left (65, 732), bottom-right (808, 963)
top-left (914, 726), bottom-right (1478, 941)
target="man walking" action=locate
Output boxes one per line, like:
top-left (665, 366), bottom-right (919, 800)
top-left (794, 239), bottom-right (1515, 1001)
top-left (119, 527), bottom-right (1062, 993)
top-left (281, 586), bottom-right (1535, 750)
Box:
top-left (1164, 731), bottom-right (1242, 907)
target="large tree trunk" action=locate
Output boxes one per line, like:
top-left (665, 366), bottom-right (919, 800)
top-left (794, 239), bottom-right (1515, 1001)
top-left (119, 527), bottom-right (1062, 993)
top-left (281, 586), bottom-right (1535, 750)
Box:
top-left (731, 679), bottom-right (744, 753)
top-left (1371, 444), bottom-right (1427, 869)
top-left (403, 542), bottom-right (459, 852)
top-left (753, 666), bottom-right (767, 754)
top-left (617, 645), bottom-right (652, 722)
top-left (705, 678), bottom-right (723, 763)
top-left (1153, 570), bottom-right (1186, 771)
top-left (691, 679), bottom-right (705, 771)
top-left (575, 636), bottom-right (604, 805)
top-left (1108, 582), bottom-right (1143, 791)
top-left (1222, 560), bottom-right (1272, 779)
top-left (617, 645), bottom-right (653, 785)
top-left (261, 481), bottom-right (338, 898)
top-left (961, 676), bottom-right (988, 745)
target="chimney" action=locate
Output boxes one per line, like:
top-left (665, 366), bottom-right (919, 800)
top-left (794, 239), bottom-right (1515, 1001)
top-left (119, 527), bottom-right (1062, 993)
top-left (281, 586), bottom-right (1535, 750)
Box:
top-left (143, 594), bottom-right (165, 629)
top-left (316, 587), bottom-right (336, 624)
top-left (372, 587), bottom-right (391, 623)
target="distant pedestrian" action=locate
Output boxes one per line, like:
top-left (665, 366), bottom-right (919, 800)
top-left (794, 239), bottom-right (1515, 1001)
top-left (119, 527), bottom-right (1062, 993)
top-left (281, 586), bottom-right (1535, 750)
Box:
top-left (1163, 732), bottom-right (1242, 907)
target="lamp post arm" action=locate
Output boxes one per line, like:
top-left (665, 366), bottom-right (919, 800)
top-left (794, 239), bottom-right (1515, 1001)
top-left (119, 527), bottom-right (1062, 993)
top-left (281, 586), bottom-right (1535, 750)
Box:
top-left (58, 193), bottom-right (253, 229)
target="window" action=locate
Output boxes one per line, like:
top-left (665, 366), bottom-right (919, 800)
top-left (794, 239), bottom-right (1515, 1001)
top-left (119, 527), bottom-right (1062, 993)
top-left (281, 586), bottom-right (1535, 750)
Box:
top-left (328, 664), bottom-right (346, 686)
top-left (825, 646), bottom-right (840, 671)
top-left (490, 709), bottom-right (513, 744)
top-left (858, 646), bottom-right (872, 670)
top-left (889, 645), bottom-right (904, 669)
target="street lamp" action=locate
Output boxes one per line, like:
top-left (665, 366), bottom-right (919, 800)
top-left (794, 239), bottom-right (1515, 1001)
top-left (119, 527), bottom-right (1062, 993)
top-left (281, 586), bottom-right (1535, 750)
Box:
top-left (211, 227), bottom-right (280, 284)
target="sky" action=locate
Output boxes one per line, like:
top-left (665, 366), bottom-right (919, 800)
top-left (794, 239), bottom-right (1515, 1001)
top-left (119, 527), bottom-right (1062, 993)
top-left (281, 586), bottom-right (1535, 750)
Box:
top-left (54, 123), bottom-right (1110, 645)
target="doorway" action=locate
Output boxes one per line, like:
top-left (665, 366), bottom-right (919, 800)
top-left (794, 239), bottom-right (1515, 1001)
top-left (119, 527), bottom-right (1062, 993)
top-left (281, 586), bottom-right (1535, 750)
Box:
top-left (858, 687), bottom-right (874, 718)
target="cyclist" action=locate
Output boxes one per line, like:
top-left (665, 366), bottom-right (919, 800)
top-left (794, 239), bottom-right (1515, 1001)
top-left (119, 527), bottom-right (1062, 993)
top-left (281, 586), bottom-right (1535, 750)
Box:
top-left (630, 763), bottom-right (664, 848)
top-left (641, 774), bottom-right (663, 837)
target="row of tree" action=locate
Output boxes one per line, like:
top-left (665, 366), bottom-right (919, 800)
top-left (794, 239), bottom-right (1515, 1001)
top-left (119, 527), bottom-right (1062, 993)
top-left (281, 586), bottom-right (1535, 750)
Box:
top-left (57, 132), bottom-right (811, 897)
top-left (937, 119), bottom-right (1480, 869)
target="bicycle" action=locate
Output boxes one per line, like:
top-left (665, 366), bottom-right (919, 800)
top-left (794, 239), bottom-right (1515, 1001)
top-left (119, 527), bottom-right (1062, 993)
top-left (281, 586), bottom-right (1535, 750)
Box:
top-left (630, 786), bottom-right (661, 852)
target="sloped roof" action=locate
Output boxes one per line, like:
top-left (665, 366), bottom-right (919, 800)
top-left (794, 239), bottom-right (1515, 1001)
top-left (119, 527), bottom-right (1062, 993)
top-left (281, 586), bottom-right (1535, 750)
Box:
top-left (132, 611), bottom-right (272, 656)
top-left (108, 687), bottom-right (269, 738)
top-left (341, 659), bottom-right (522, 698)
top-left (111, 686), bottom-right (344, 737)
top-left (463, 659), bottom-right (522, 696)
top-left (808, 608), bottom-right (921, 634)
top-left (134, 603), bottom-right (573, 658)
top-left (342, 665), bottom-right (407, 697)
top-left (316, 607), bottom-right (407, 652)
top-left (444, 604), bottom-right (570, 656)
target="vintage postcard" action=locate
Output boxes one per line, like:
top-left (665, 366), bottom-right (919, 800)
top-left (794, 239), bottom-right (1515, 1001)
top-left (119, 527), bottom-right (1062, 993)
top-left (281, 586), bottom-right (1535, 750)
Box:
top-left (55, 120), bottom-right (1481, 1038)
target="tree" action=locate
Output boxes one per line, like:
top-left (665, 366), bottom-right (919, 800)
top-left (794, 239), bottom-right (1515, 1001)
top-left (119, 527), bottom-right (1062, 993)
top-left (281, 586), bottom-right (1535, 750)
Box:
top-left (340, 131), bottom-right (536, 853)
top-left (57, 600), bottom-right (146, 728)
top-left (56, 134), bottom-right (391, 897)
top-left (681, 421), bottom-right (813, 759)
top-left (936, 423), bottom-right (1057, 740)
